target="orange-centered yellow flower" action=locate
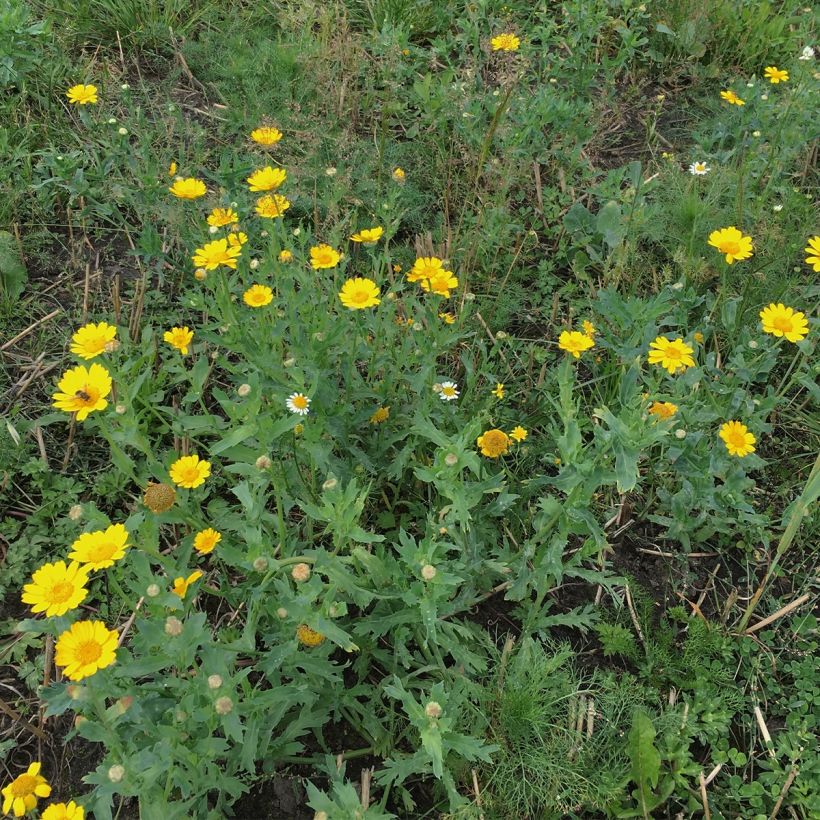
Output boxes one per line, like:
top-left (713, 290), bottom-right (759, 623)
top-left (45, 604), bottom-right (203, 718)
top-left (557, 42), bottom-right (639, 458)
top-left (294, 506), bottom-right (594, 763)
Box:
top-left (719, 420), bottom-right (756, 457)
top-left (193, 528), bottom-right (222, 555)
top-left (42, 800), bottom-right (85, 820)
top-left (763, 66), bottom-right (788, 84)
top-left (192, 238), bottom-right (241, 270)
top-left (759, 303), bottom-right (809, 342)
top-left (296, 624), bottom-right (325, 646)
top-left (22, 560), bottom-right (90, 617)
top-left (2, 762), bottom-right (51, 817)
top-left (720, 90), bottom-right (745, 106)
top-left (491, 33), bottom-right (520, 51)
top-left (66, 84), bottom-right (97, 104)
top-left (247, 166), bottom-right (286, 192)
top-left (169, 454), bottom-right (211, 488)
top-left (68, 523), bottom-right (130, 570)
top-left (55, 620), bottom-right (118, 681)
top-left (582, 320), bottom-right (596, 336)
top-left (477, 429), bottom-right (511, 458)
top-left (70, 321), bottom-right (117, 360)
top-left (52, 363), bottom-right (111, 420)
top-left (172, 571), bottom-right (203, 598)
top-left (279, 249), bottom-right (294, 263)
top-left (804, 236), bottom-right (820, 272)
top-left (243, 284), bottom-right (274, 307)
top-left (255, 194), bottom-right (290, 218)
top-left (407, 256), bottom-right (449, 283)
top-left (708, 227), bottom-right (754, 264)
top-left (310, 244), bottom-right (342, 269)
top-left (163, 326), bottom-right (194, 355)
top-left (510, 425), bottom-right (528, 442)
top-left (207, 207), bottom-right (238, 227)
top-left (420, 270), bottom-right (459, 298)
top-left (250, 126), bottom-right (283, 146)
top-left (169, 177), bottom-right (206, 199)
top-left (339, 277), bottom-right (381, 309)
top-left (649, 401), bottom-right (678, 420)
top-left (648, 337), bottom-right (695, 374)
top-left (558, 330), bottom-right (595, 358)
top-left (350, 227), bottom-right (384, 244)
top-left (228, 231), bottom-right (247, 248)
top-left (369, 406), bottom-right (390, 424)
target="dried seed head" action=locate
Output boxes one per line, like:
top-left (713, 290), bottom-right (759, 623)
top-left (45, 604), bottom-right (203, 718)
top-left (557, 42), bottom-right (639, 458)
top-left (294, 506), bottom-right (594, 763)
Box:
top-left (253, 557), bottom-right (269, 572)
top-left (255, 455), bottom-right (272, 469)
top-left (215, 696), bottom-right (233, 715)
top-left (207, 674), bottom-right (223, 690)
top-left (164, 616), bottom-right (183, 637)
top-left (143, 482), bottom-right (176, 513)
top-left (68, 504), bottom-right (84, 521)
top-left (291, 563), bottom-right (311, 583)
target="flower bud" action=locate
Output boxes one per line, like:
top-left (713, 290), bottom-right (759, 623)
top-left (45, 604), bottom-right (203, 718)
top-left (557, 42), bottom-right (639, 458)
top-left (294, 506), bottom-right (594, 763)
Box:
top-left (115, 404), bottom-right (127, 414)
top-left (215, 696), bottom-right (233, 715)
top-left (283, 357), bottom-right (296, 367)
top-left (439, 526), bottom-right (448, 535)
top-left (74, 715), bottom-right (87, 729)
top-left (279, 250), bottom-right (293, 263)
top-left (425, 701), bottom-right (442, 719)
top-left (291, 563), bottom-right (311, 583)
top-left (276, 607), bottom-right (288, 619)
top-left (207, 674), bottom-right (223, 690)
top-left (249, 258), bottom-right (259, 269)
top-left (208, 225), bottom-right (219, 234)
top-left (444, 453), bottom-right (458, 466)
top-left (675, 429), bottom-right (687, 439)
top-left (68, 504), bottom-right (83, 521)
top-left (421, 564), bottom-right (437, 580)
top-left (67, 685), bottom-right (85, 700)
top-left (108, 765), bottom-right (125, 783)
top-left (325, 166), bottom-right (337, 176)
top-left (253, 557), bottom-right (269, 572)
top-left (164, 616), bottom-right (183, 637)
top-left (118, 127), bottom-right (128, 136)
top-left (322, 478), bottom-right (337, 492)
top-left (194, 268), bottom-right (207, 281)
top-left (146, 583), bottom-right (160, 598)
top-left (314, 813), bottom-right (329, 820)
top-left (237, 383), bottom-right (251, 397)
top-left (293, 423), bottom-right (304, 435)
top-left (256, 455), bottom-right (272, 470)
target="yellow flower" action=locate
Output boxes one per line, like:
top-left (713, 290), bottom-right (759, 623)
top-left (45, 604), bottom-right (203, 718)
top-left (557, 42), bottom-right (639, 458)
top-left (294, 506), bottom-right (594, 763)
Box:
top-left (369, 406), bottom-right (390, 424)
top-left (207, 207), bottom-right (238, 227)
top-left (439, 312), bottom-right (455, 324)
top-left (70, 321), bottom-right (117, 360)
top-left (492, 382), bottom-right (505, 399)
top-left (247, 166), bottom-right (287, 192)
top-left (296, 624), bottom-right (325, 647)
top-left (163, 326), bottom-right (194, 355)
top-left (55, 620), bottom-right (118, 681)
top-left (649, 401), bottom-right (678, 420)
top-left (255, 194), bottom-right (291, 219)
top-left (68, 523), bottom-right (130, 570)
top-left (408, 256), bottom-right (448, 283)
top-left (393, 263), bottom-right (402, 273)
top-left (420, 270), bottom-right (459, 298)
top-left (763, 66), bottom-right (788, 83)
top-left (719, 420), bottom-right (756, 457)
top-left (143, 482), bottom-right (176, 513)
top-left (2, 762), bottom-right (51, 817)
top-left (491, 32), bottom-right (520, 51)
top-left (193, 528), bottom-right (221, 555)
top-left (510, 425), bottom-right (528, 442)
top-left (720, 90), bottom-right (745, 106)
top-left (708, 226), bottom-right (753, 264)
top-left (279, 249), bottom-right (293, 263)
top-left (582, 320), bottom-right (596, 336)
top-left (52, 363), bottom-right (111, 421)
top-left (172, 570), bottom-right (203, 598)
top-left (287, 393), bottom-right (311, 415)
top-left (169, 177), bottom-right (206, 199)
top-left (477, 428), bottom-right (511, 458)
top-left (169, 454), bottom-right (211, 488)
top-left (804, 236), bottom-right (820, 272)
top-left (228, 231), bottom-right (248, 248)
top-left (350, 226), bottom-right (384, 244)
top-left (243, 284), bottom-right (274, 307)
top-left (66, 84), bottom-right (97, 104)
top-left (439, 381), bottom-right (459, 401)
top-left (558, 330), bottom-right (595, 358)
top-left (693, 331), bottom-right (705, 343)
top-left (759, 303), bottom-right (809, 342)
top-left (310, 244), bottom-right (342, 269)
top-left (168, 161), bottom-right (177, 177)
top-left (391, 167), bottom-right (405, 182)
top-left (192, 238), bottom-right (241, 270)
top-left (42, 801), bottom-right (84, 820)
top-left (339, 277), bottom-right (381, 309)
top-left (250, 126), bottom-right (283, 146)
top-left (21, 560), bottom-right (89, 617)
top-left (648, 337), bottom-right (695, 374)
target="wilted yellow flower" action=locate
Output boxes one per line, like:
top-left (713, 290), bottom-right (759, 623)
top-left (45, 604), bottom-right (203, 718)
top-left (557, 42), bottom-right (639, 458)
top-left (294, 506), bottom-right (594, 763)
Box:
top-left (55, 620), bottom-right (118, 681)
top-left (558, 330), bottom-right (594, 358)
top-left (763, 66), bottom-right (788, 83)
top-left (804, 236), bottom-right (820, 272)
top-left (247, 166), bottom-right (286, 192)
top-left (68, 523), bottom-right (130, 570)
top-left (492, 382), bottom-right (505, 399)
top-left (169, 454), bottom-right (211, 489)
top-left (311, 244), bottom-right (342, 269)
top-left (22, 560), bottom-right (89, 617)
top-left (708, 226), bottom-right (753, 264)
top-left (52, 363), bottom-right (111, 420)
top-left (339, 277), bottom-right (381, 309)
top-left (163, 326), bottom-right (194, 355)
top-left (172, 570), bottom-right (203, 598)
top-left (370, 406), bottom-right (390, 424)
top-left (70, 321), bottom-right (117, 360)
top-left (350, 226), bottom-right (384, 244)
top-left (648, 337), bottom-right (695, 374)
top-left (250, 126), bottom-right (282, 146)
top-left (649, 401), bottom-right (678, 420)
top-left (719, 420), bottom-right (756, 457)
top-left (391, 167), bottom-right (405, 182)
top-left (720, 90), bottom-right (745, 106)
top-left (243, 284), bottom-right (274, 307)
top-left (2, 762), bottom-right (51, 817)
top-left (169, 177), bottom-right (206, 199)
top-left (207, 207), bottom-right (238, 227)
top-left (491, 32), bottom-right (520, 51)
top-left (193, 528), bottom-right (221, 555)
top-left (255, 194), bottom-right (290, 219)
top-left (279, 249), bottom-right (293, 263)
top-left (66, 84), bottom-right (97, 104)
top-left (420, 270), bottom-right (458, 298)
top-left (759, 303), bottom-right (809, 342)
top-left (296, 624), bottom-right (325, 647)
top-left (510, 425), bottom-right (528, 442)
top-left (477, 428), bottom-right (510, 458)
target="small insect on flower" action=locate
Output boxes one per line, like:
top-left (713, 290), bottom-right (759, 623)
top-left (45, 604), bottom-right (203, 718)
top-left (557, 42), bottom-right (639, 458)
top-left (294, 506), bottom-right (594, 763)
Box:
top-left (492, 382), bottom-right (505, 399)
top-left (164, 326), bottom-right (194, 355)
top-left (369, 406), bottom-right (390, 424)
top-left (759, 303), bottom-right (809, 343)
top-left (339, 277), bottom-right (381, 309)
top-left (350, 226), bottom-right (384, 244)
top-left (169, 177), bottom-right (206, 199)
top-left (250, 126), bottom-right (283, 146)
top-left (689, 161), bottom-right (710, 175)
top-left (55, 620), bottom-right (118, 681)
top-left (708, 226), bottom-right (754, 264)
top-left (255, 194), bottom-right (291, 219)
top-left (558, 330), bottom-right (595, 358)
top-left (172, 571), bottom-right (204, 598)
top-left (477, 428), bottom-right (511, 458)
top-left (169, 454), bottom-right (211, 489)
top-left (66, 84), bottom-right (97, 104)
top-left (52, 363), bottom-right (112, 420)
top-left (243, 284), bottom-right (274, 307)
top-left (491, 32), bottom-right (520, 51)
top-left (719, 420), bottom-right (756, 457)
top-left (510, 425), bottom-right (528, 442)
top-left (192, 238), bottom-right (242, 270)
top-left (763, 66), bottom-right (789, 83)
top-left (287, 393), bottom-right (311, 415)
top-left (22, 561), bottom-right (90, 617)
top-left (193, 528), bottom-right (221, 555)
top-left (804, 236), bottom-right (820, 272)
top-left (70, 321), bottom-right (117, 360)
top-left (439, 381), bottom-right (459, 401)
top-left (310, 244), bottom-right (342, 269)
top-left (649, 401), bottom-right (678, 420)
top-left (2, 761), bottom-right (51, 817)
top-left (720, 89), bottom-right (745, 106)
top-left (247, 166), bottom-right (287, 192)
top-left (68, 523), bottom-right (130, 570)
top-left (648, 337), bottom-right (696, 374)
top-left (42, 800), bottom-right (85, 820)
top-left (207, 207), bottom-right (239, 227)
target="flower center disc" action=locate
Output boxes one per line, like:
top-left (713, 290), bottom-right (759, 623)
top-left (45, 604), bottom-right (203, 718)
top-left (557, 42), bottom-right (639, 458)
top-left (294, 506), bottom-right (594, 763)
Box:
top-left (76, 640), bottom-right (103, 665)
top-left (48, 581), bottom-right (75, 603)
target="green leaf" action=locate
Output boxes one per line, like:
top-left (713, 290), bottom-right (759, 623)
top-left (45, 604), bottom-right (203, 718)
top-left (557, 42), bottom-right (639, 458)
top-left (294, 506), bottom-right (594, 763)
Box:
top-left (596, 201), bottom-right (624, 248)
top-left (0, 230), bottom-right (27, 298)
top-left (628, 709), bottom-right (661, 816)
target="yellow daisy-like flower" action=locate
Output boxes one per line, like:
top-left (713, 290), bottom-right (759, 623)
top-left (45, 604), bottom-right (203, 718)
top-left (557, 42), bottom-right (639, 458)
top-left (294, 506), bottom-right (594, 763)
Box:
top-left (439, 312), bottom-right (456, 324)
top-left (582, 320), bottom-right (597, 336)
top-left (310, 244), bottom-right (342, 270)
top-left (52, 363), bottom-right (111, 421)
top-left (2, 762), bottom-right (51, 817)
top-left (759, 303), bottom-right (809, 342)
top-left (648, 337), bottom-right (696, 374)
top-left (193, 528), bottom-right (221, 555)
top-left (350, 227), bottom-right (384, 244)
top-left (391, 167), bottom-right (405, 182)
top-left (21, 560), bottom-right (89, 617)
top-left (763, 66), bottom-right (788, 84)
top-left (168, 161), bottom-right (177, 177)
top-left (247, 166), bottom-right (287, 192)
top-left (339, 277), bottom-right (381, 309)
top-left (172, 571), bottom-right (203, 598)
top-left (719, 420), bottom-right (756, 457)
top-left (228, 233), bottom-right (248, 249)
top-left (693, 331), bottom-right (705, 343)
top-left (170, 454), bottom-right (211, 489)
top-left (420, 270), bottom-right (459, 298)
top-left (169, 177), bottom-right (206, 199)
top-left (407, 256), bottom-right (448, 283)
top-left (720, 90), bottom-right (745, 106)
top-left (163, 326), bottom-right (194, 355)
top-left (492, 382), bottom-right (505, 399)
top-left (804, 236), bottom-right (820, 272)
top-left (491, 32), bottom-right (520, 51)
top-left (250, 126), bottom-right (283, 146)
top-left (296, 624), bottom-right (325, 647)
top-left (255, 194), bottom-right (290, 219)
top-left (70, 321), bottom-right (117, 360)
top-left (708, 226), bottom-right (754, 264)
top-left (66, 84), bottom-right (97, 105)
top-left (42, 801), bottom-right (85, 820)
top-left (192, 238), bottom-right (241, 270)
top-left (279, 249), bottom-right (294, 263)
top-left (558, 330), bottom-right (595, 358)
top-left (68, 523), bottom-right (130, 570)
top-left (55, 620), bottom-right (118, 681)
top-left (207, 207), bottom-right (239, 227)
top-left (510, 425), bottom-right (528, 442)
top-left (243, 284), bottom-right (274, 307)
top-left (648, 401), bottom-right (678, 420)
top-left (477, 428), bottom-right (511, 458)
top-left (369, 406), bottom-right (390, 424)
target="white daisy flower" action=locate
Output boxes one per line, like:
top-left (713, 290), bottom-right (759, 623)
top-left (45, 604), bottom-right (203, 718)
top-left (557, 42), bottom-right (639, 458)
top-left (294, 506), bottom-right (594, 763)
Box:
top-left (439, 381), bottom-right (459, 401)
top-left (689, 161), bottom-right (710, 176)
top-left (798, 45), bottom-right (814, 61)
top-left (286, 393), bottom-right (311, 415)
